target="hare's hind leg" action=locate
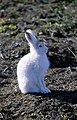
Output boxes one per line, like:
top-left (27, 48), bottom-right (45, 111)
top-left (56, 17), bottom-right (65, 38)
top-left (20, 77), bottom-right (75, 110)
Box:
top-left (19, 83), bottom-right (40, 94)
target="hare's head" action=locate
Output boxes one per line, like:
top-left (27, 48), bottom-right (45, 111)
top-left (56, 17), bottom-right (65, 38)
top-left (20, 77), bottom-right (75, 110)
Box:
top-left (25, 29), bottom-right (48, 54)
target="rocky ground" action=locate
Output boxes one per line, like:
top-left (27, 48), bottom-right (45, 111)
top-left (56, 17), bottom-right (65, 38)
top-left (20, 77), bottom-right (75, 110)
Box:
top-left (0, 0), bottom-right (77, 120)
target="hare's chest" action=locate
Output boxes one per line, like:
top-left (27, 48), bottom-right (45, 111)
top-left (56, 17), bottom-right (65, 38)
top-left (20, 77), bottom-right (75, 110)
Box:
top-left (33, 56), bottom-right (49, 72)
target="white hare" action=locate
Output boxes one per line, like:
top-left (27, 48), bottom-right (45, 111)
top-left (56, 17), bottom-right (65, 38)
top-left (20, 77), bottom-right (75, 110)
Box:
top-left (17, 29), bottom-right (51, 94)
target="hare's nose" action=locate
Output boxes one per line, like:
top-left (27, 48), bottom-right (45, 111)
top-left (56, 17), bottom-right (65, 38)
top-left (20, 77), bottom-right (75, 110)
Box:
top-left (45, 46), bottom-right (48, 52)
top-left (44, 41), bottom-right (48, 47)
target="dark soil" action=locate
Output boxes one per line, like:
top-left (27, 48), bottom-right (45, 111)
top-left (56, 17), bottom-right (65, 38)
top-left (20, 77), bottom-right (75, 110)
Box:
top-left (0, 0), bottom-right (77, 120)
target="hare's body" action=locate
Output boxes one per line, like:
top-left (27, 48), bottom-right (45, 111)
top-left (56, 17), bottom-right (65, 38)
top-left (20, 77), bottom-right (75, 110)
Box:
top-left (17, 53), bottom-right (49, 93)
top-left (17, 29), bottom-right (51, 94)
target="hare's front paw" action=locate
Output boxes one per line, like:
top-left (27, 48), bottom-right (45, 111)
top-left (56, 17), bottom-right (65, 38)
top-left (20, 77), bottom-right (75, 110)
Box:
top-left (41, 87), bottom-right (51, 94)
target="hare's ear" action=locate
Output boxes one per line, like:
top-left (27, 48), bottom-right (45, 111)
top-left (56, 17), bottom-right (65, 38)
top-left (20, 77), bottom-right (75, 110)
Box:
top-left (25, 29), bottom-right (37, 45)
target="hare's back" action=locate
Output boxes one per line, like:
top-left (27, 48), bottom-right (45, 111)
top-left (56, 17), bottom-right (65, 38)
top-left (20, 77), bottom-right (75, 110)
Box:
top-left (17, 53), bottom-right (38, 73)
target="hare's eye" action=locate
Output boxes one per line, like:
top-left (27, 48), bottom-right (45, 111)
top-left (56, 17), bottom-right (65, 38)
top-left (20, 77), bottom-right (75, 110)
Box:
top-left (39, 45), bottom-right (42, 47)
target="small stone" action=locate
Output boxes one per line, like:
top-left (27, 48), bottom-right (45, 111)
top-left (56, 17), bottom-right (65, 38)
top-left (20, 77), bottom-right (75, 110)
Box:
top-left (0, 10), bottom-right (7, 18)
top-left (17, 4), bottom-right (26, 11)
top-left (21, 112), bottom-right (25, 116)
top-left (0, 113), bottom-right (3, 119)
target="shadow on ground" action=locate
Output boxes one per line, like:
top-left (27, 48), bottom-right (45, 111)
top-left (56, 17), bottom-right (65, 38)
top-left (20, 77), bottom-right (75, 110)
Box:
top-left (31, 89), bottom-right (77, 104)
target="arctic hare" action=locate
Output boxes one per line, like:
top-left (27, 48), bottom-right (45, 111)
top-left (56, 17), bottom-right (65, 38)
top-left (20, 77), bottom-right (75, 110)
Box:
top-left (17, 29), bottom-right (51, 94)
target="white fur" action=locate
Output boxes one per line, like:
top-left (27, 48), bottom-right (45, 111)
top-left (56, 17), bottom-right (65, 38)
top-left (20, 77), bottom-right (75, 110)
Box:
top-left (17, 29), bottom-right (51, 94)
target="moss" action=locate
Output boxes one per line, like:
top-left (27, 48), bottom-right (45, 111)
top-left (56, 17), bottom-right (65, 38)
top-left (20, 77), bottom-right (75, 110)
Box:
top-left (9, 24), bottom-right (17, 30)
top-left (0, 18), bottom-right (19, 35)
top-left (61, 114), bottom-right (68, 120)
top-left (0, 26), bottom-right (4, 32)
